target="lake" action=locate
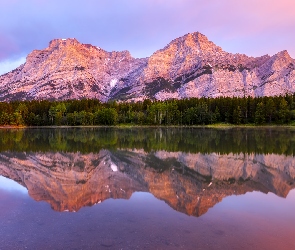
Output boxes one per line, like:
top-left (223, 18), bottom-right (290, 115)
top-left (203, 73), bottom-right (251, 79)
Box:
top-left (0, 127), bottom-right (295, 249)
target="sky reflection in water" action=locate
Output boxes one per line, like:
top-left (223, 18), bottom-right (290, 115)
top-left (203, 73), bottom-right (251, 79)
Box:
top-left (0, 176), bottom-right (27, 194)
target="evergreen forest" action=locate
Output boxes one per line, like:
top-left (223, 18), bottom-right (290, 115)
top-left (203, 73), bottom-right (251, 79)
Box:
top-left (1, 95), bottom-right (295, 126)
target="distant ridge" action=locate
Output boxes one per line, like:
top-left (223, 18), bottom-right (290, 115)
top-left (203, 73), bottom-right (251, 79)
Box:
top-left (0, 32), bottom-right (294, 102)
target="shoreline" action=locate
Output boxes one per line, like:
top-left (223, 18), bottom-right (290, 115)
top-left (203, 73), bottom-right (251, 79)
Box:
top-left (1, 124), bottom-right (295, 129)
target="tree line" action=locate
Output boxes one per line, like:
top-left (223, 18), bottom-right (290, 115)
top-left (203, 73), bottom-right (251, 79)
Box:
top-left (1, 95), bottom-right (295, 126)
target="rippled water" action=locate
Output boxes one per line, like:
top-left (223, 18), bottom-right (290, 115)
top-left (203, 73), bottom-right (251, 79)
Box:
top-left (0, 128), bottom-right (295, 249)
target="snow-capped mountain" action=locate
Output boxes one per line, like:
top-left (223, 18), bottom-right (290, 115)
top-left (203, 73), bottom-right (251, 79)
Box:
top-left (0, 32), bottom-right (294, 102)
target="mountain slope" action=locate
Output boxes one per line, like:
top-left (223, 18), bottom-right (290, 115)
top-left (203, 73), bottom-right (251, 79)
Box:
top-left (0, 38), bottom-right (147, 102)
top-left (0, 32), bottom-right (294, 102)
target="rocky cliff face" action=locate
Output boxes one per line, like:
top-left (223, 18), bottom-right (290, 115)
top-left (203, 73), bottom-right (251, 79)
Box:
top-left (0, 149), bottom-right (294, 216)
top-left (0, 32), bottom-right (294, 102)
top-left (0, 38), bottom-right (147, 102)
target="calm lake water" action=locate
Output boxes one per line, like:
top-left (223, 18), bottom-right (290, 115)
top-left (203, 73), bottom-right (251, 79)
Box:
top-left (0, 127), bottom-right (295, 250)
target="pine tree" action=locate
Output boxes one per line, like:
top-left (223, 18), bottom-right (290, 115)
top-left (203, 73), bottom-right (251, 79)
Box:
top-left (233, 106), bottom-right (242, 125)
top-left (255, 102), bottom-right (265, 124)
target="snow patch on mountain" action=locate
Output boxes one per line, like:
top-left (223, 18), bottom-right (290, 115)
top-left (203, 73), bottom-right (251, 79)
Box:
top-left (110, 79), bottom-right (118, 88)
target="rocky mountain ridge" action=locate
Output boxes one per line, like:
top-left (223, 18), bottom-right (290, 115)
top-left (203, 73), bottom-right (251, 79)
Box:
top-left (0, 32), bottom-right (294, 102)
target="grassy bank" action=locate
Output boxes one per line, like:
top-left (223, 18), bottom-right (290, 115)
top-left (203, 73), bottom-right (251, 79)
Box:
top-left (2, 123), bottom-right (295, 130)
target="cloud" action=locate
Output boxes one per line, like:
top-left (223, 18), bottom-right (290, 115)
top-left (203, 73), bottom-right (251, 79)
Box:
top-left (0, 56), bottom-right (26, 75)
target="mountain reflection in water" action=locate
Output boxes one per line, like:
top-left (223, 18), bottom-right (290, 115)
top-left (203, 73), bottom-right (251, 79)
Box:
top-left (0, 127), bottom-right (294, 217)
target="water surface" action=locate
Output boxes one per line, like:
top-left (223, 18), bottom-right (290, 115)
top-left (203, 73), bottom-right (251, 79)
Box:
top-left (0, 128), bottom-right (295, 249)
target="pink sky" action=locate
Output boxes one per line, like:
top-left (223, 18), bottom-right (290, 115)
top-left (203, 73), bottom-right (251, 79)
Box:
top-left (0, 0), bottom-right (294, 74)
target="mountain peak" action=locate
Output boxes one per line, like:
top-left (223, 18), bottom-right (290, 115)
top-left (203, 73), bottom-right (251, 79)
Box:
top-left (49, 38), bottom-right (79, 43)
top-left (190, 31), bottom-right (209, 41)
top-left (274, 50), bottom-right (293, 61)
top-left (49, 38), bottom-right (81, 48)
top-left (166, 31), bottom-right (222, 54)
top-left (192, 31), bottom-right (222, 53)
top-left (268, 49), bottom-right (293, 68)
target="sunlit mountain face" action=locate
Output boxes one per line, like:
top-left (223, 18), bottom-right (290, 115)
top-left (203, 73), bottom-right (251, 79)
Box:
top-left (1, 33), bottom-right (295, 102)
top-left (0, 128), bottom-right (294, 217)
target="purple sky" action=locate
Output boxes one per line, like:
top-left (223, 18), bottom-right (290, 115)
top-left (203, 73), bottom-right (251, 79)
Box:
top-left (0, 0), bottom-right (294, 75)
